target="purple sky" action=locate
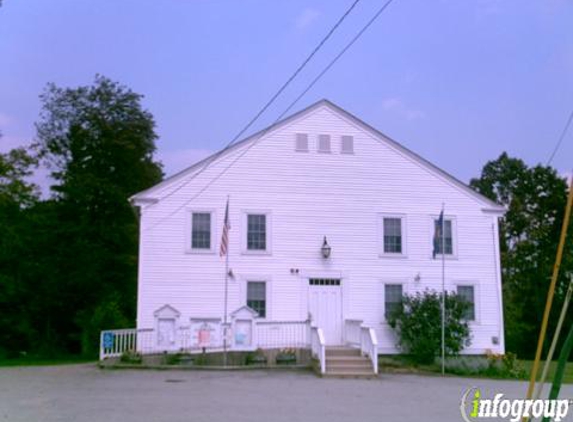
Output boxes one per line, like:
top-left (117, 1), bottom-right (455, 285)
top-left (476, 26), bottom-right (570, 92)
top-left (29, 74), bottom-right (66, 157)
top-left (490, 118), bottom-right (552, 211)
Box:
top-left (1, 0), bottom-right (572, 190)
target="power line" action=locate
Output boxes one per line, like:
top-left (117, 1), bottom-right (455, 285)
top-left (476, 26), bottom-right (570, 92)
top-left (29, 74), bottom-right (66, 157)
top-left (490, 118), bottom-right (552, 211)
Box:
top-left (218, 0), bottom-right (361, 152)
top-left (280, 0), bottom-right (396, 119)
top-left (145, 0), bottom-right (397, 232)
top-left (547, 108), bottom-right (573, 166)
top-left (159, 0), bottom-right (361, 202)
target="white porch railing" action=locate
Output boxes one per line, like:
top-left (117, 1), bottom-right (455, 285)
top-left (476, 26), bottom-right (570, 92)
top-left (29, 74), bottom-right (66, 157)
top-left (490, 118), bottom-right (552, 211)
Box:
top-left (360, 327), bottom-right (378, 375)
top-left (100, 320), bottom-right (311, 360)
top-left (255, 320), bottom-right (309, 349)
top-left (99, 328), bottom-right (138, 360)
top-left (310, 327), bottom-right (326, 374)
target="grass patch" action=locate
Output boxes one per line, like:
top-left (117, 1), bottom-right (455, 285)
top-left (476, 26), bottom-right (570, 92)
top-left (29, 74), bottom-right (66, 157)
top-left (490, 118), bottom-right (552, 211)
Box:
top-left (380, 355), bottom-right (573, 384)
top-left (519, 360), bottom-right (573, 384)
top-left (0, 355), bottom-right (95, 367)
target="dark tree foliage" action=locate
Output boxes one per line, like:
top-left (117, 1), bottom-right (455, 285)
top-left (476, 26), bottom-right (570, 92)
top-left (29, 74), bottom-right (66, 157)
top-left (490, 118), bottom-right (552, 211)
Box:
top-left (387, 289), bottom-right (471, 365)
top-left (0, 144), bottom-right (40, 358)
top-left (470, 152), bottom-right (572, 358)
top-left (31, 76), bottom-right (163, 355)
top-left (0, 75), bottom-right (164, 357)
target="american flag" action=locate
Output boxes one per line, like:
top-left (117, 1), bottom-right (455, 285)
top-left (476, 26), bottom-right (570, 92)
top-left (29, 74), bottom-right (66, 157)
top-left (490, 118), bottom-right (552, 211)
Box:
top-left (220, 198), bottom-right (230, 257)
top-left (432, 209), bottom-right (444, 259)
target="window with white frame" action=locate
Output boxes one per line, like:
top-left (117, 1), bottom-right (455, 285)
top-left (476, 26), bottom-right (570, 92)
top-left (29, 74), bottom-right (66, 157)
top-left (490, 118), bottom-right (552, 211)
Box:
top-left (247, 214), bottom-right (267, 251)
top-left (318, 134), bottom-right (331, 153)
top-left (457, 285), bottom-right (475, 321)
top-left (384, 284), bottom-right (403, 320)
top-left (433, 218), bottom-right (454, 255)
top-left (247, 281), bottom-right (266, 318)
top-left (191, 212), bottom-right (212, 250)
top-left (383, 217), bottom-right (403, 254)
top-left (341, 135), bottom-right (354, 154)
top-left (295, 133), bottom-right (309, 152)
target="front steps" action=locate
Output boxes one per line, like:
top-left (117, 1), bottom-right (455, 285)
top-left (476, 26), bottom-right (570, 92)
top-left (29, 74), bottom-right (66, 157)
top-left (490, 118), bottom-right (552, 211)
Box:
top-left (317, 347), bottom-right (377, 379)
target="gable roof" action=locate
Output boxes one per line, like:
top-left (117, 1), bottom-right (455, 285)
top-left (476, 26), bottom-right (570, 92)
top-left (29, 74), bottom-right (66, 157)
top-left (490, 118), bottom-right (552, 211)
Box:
top-left (132, 99), bottom-right (504, 212)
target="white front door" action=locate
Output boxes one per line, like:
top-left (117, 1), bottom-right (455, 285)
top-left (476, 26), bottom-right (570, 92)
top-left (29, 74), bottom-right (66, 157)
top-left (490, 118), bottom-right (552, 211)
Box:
top-left (308, 279), bottom-right (342, 345)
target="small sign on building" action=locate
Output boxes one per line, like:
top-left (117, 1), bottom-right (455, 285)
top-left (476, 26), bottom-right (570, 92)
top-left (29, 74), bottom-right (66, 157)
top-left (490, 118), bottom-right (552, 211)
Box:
top-left (103, 332), bottom-right (114, 349)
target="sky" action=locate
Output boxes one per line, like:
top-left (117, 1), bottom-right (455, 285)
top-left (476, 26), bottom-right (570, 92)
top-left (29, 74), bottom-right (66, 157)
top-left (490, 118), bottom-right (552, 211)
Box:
top-left (0, 0), bottom-right (572, 191)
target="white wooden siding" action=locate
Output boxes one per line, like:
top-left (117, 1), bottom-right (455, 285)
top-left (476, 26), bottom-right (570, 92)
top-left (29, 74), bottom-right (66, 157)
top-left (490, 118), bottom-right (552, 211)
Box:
top-left (135, 102), bottom-right (504, 354)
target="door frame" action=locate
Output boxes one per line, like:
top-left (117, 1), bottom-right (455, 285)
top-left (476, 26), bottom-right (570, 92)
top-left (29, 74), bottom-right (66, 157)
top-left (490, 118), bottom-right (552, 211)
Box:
top-left (307, 277), bottom-right (344, 346)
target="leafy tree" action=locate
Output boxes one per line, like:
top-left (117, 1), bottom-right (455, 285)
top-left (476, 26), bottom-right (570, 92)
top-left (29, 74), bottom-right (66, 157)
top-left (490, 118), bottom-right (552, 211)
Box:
top-left (387, 289), bottom-right (471, 365)
top-left (0, 145), bottom-right (39, 208)
top-left (470, 153), bottom-right (572, 357)
top-left (0, 142), bottom-right (39, 357)
top-left (32, 75), bottom-right (163, 355)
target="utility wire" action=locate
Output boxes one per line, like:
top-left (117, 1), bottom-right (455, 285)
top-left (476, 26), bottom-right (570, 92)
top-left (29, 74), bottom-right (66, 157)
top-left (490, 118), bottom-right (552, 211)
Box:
top-left (159, 0), bottom-right (361, 202)
top-left (145, 0), bottom-right (397, 232)
top-left (547, 108), bottom-right (573, 166)
top-left (280, 0), bottom-right (396, 119)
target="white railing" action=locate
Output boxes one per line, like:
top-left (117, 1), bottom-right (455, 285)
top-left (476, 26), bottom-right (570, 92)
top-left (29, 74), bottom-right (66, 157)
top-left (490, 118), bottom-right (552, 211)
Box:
top-left (100, 328), bottom-right (138, 360)
top-left (255, 320), bottom-right (309, 349)
top-left (310, 327), bottom-right (326, 374)
top-left (100, 320), bottom-right (312, 360)
top-left (360, 327), bottom-right (378, 375)
top-left (344, 319), bottom-right (363, 346)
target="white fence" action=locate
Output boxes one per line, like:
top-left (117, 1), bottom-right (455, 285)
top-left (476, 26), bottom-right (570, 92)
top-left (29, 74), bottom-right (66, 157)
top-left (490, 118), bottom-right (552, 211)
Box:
top-left (255, 320), bottom-right (309, 349)
top-left (100, 320), bottom-right (310, 360)
top-left (100, 319), bottom-right (378, 373)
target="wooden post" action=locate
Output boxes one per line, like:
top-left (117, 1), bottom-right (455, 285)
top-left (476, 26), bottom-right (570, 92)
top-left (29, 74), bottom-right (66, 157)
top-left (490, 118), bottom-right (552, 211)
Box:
top-left (533, 274), bottom-right (573, 400)
top-left (541, 322), bottom-right (573, 422)
top-left (524, 176), bottom-right (573, 415)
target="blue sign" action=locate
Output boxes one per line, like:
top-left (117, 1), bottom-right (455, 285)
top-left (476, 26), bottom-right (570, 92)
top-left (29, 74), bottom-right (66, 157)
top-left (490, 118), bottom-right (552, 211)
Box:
top-left (103, 332), bottom-right (114, 349)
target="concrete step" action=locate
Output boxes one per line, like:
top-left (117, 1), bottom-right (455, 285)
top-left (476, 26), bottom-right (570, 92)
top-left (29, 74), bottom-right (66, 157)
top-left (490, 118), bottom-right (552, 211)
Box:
top-left (326, 356), bottom-right (370, 364)
top-left (326, 361), bottom-right (373, 371)
top-left (325, 347), bottom-right (361, 358)
top-left (323, 368), bottom-right (378, 379)
top-left (312, 355), bottom-right (377, 379)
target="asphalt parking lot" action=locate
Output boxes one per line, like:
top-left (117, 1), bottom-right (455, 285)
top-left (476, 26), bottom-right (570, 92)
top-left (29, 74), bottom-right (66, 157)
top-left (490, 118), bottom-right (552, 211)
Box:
top-left (1, 364), bottom-right (572, 422)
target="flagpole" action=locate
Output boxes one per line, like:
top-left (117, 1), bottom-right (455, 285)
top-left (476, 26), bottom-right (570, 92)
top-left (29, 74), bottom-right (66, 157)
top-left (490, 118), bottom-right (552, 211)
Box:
top-left (223, 195), bottom-right (230, 367)
top-left (441, 203), bottom-right (446, 376)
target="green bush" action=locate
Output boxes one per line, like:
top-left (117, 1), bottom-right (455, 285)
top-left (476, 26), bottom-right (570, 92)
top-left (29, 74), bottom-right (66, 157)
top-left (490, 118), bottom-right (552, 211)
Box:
top-left (387, 289), bottom-right (471, 364)
top-left (119, 350), bottom-right (141, 364)
top-left (245, 348), bottom-right (267, 366)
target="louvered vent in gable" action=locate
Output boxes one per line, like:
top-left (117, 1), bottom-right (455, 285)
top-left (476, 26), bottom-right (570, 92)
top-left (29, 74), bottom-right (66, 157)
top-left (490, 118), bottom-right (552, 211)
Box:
top-left (341, 135), bottom-right (354, 154)
top-left (295, 133), bottom-right (309, 152)
top-left (318, 134), bottom-right (331, 153)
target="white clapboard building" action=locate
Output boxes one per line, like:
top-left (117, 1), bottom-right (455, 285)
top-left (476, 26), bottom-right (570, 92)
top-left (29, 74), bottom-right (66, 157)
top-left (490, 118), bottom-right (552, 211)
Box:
top-left (103, 100), bottom-right (505, 375)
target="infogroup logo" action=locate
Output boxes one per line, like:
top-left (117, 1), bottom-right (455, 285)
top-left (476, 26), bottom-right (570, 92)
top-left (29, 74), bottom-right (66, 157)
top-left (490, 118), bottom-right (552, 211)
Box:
top-left (460, 387), bottom-right (571, 422)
